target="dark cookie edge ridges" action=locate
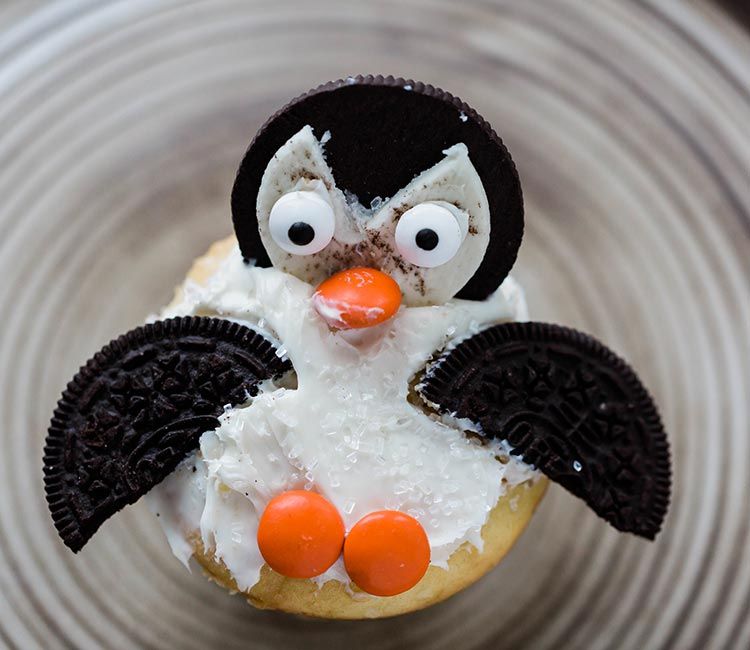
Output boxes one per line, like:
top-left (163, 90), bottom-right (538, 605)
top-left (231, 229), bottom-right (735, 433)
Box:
top-left (231, 73), bottom-right (524, 301)
top-left (418, 322), bottom-right (671, 539)
top-left (43, 316), bottom-right (292, 552)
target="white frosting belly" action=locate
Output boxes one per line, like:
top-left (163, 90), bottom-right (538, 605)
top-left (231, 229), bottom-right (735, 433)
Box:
top-left (147, 245), bottom-right (538, 591)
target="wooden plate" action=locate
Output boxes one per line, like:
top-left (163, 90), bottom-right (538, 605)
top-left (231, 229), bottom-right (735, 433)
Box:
top-left (0, 1), bottom-right (748, 648)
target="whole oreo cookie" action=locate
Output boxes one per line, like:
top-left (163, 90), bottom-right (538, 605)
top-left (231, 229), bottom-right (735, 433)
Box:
top-left (43, 317), bottom-right (292, 551)
top-left (419, 322), bottom-right (671, 539)
top-left (231, 74), bottom-right (524, 301)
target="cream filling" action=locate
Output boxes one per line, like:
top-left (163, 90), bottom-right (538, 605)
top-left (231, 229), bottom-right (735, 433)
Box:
top-left (147, 245), bottom-right (538, 591)
top-left (255, 125), bottom-right (492, 305)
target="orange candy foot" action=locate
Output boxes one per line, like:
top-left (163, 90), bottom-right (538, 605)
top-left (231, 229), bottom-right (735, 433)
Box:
top-left (344, 510), bottom-right (430, 596)
top-left (257, 490), bottom-right (345, 579)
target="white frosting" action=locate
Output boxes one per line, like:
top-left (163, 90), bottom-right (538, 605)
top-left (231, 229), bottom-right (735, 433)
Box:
top-left (147, 246), bottom-right (537, 591)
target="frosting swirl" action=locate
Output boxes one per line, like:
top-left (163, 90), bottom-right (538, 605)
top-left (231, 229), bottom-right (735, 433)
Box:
top-left (147, 245), bottom-right (538, 590)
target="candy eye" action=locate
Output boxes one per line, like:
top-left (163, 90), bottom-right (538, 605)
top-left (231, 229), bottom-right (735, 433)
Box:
top-left (394, 202), bottom-right (464, 268)
top-left (269, 191), bottom-right (335, 255)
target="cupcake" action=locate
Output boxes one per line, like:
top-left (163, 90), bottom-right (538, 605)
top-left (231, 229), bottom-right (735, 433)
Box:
top-left (44, 75), bottom-right (671, 620)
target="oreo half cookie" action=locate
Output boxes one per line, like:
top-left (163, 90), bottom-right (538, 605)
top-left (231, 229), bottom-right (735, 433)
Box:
top-left (419, 322), bottom-right (671, 539)
top-left (231, 74), bottom-right (524, 301)
top-left (43, 317), bottom-right (292, 552)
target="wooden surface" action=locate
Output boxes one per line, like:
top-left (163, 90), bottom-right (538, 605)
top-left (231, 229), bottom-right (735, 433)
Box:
top-left (0, 1), bottom-right (749, 648)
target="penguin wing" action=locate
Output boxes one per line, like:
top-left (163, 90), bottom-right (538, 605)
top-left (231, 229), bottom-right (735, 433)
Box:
top-left (417, 322), bottom-right (671, 539)
top-left (44, 317), bottom-right (292, 551)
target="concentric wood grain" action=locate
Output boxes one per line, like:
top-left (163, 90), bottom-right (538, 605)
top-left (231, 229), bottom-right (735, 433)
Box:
top-left (0, 1), bottom-right (748, 648)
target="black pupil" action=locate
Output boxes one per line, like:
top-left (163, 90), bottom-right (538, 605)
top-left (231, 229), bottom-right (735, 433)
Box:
top-left (415, 228), bottom-right (439, 251)
top-left (288, 222), bottom-right (315, 246)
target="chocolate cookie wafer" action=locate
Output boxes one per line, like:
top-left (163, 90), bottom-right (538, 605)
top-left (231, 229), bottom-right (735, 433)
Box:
top-left (44, 317), bottom-right (292, 551)
top-left (231, 74), bottom-right (524, 300)
top-left (419, 322), bottom-right (670, 538)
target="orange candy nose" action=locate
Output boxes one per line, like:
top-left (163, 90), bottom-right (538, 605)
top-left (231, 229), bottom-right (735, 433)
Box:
top-left (257, 491), bottom-right (345, 579)
top-left (344, 510), bottom-right (430, 597)
top-left (313, 267), bottom-right (402, 329)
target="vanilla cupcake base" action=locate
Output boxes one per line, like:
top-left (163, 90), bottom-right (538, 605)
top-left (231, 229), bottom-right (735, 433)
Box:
top-left (166, 236), bottom-right (547, 619)
top-left (192, 479), bottom-right (547, 619)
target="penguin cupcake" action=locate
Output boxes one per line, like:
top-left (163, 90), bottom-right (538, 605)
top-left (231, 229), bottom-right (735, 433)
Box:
top-left (44, 76), bottom-right (671, 619)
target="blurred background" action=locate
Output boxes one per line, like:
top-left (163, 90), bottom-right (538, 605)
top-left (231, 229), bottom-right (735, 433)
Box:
top-left (0, 1), bottom-right (748, 648)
